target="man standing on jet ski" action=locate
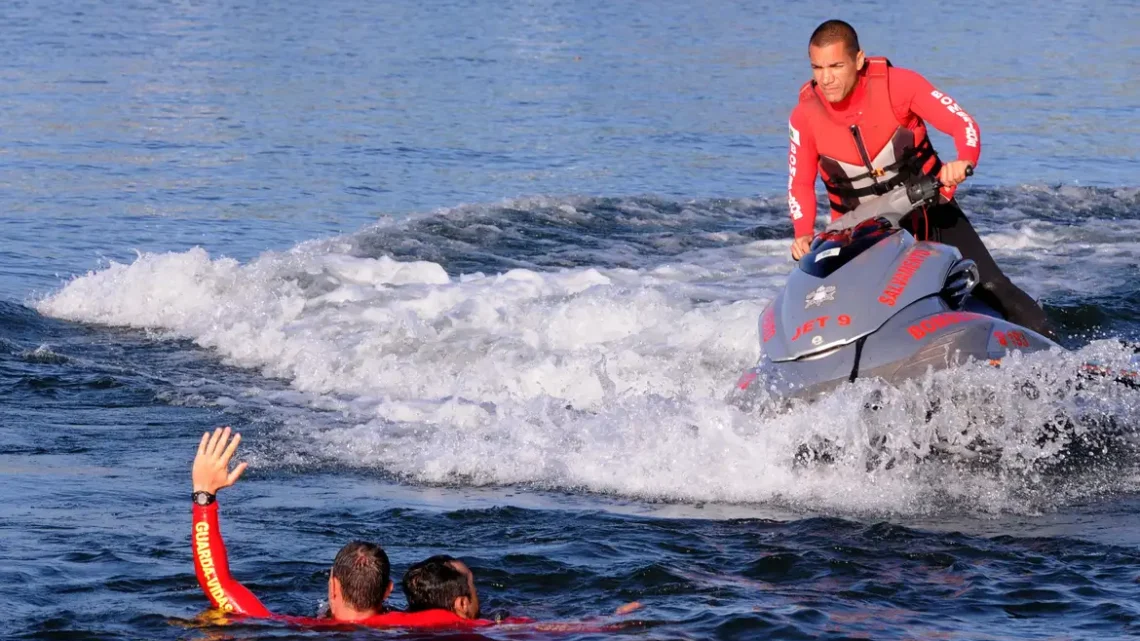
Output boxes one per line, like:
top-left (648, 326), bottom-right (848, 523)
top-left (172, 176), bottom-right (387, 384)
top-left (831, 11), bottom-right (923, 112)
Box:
top-left (786, 19), bottom-right (1056, 340)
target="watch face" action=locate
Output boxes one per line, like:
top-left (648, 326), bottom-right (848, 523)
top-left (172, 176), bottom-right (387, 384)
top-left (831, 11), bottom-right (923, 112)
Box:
top-left (194, 492), bottom-right (213, 506)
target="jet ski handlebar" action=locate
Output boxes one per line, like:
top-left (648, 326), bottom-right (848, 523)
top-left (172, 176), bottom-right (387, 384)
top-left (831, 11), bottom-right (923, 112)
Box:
top-left (823, 166), bottom-right (974, 234)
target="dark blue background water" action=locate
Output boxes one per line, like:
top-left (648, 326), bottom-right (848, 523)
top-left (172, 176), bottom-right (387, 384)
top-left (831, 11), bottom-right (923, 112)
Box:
top-left (3, 1), bottom-right (1140, 639)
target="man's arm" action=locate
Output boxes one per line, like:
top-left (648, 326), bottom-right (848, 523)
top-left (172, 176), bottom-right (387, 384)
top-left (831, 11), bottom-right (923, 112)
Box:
top-left (191, 427), bottom-right (271, 617)
top-left (889, 66), bottom-right (981, 187)
top-left (788, 107), bottom-right (819, 258)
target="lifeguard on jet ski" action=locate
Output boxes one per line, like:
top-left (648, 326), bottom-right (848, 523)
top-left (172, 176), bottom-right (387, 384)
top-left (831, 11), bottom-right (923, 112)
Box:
top-left (730, 21), bottom-right (1136, 464)
top-left (738, 20), bottom-right (1067, 409)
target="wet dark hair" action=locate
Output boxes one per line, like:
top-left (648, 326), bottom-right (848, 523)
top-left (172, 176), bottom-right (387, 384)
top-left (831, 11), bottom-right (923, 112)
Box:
top-left (401, 555), bottom-right (472, 612)
top-left (331, 541), bottom-right (391, 611)
top-left (810, 19), bottom-right (860, 57)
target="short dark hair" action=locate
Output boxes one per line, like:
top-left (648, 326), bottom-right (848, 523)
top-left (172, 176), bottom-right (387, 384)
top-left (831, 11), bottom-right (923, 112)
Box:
top-left (401, 555), bottom-right (472, 612)
top-left (331, 541), bottom-right (391, 611)
top-left (810, 20), bottom-right (860, 57)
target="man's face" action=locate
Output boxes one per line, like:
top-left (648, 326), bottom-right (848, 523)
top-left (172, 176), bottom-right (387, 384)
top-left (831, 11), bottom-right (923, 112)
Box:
top-left (450, 561), bottom-right (481, 619)
top-left (809, 42), bottom-right (864, 103)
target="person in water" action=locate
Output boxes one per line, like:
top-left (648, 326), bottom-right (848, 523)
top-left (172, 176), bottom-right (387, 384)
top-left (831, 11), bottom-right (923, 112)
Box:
top-left (785, 19), bottom-right (1055, 339)
top-left (190, 426), bottom-right (526, 628)
top-left (402, 554), bottom-right (481, 618)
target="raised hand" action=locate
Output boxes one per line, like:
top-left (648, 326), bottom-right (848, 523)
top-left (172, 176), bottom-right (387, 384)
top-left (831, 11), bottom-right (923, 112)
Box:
top-left (192, 426), bottom-right (249, 494)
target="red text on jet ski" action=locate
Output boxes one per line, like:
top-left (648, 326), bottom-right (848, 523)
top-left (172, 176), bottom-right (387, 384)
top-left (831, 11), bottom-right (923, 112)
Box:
top-left (907, 311), bottom-right (976, 340)
top-left (791, 314), bottom-right (852, 341)
top-left (879, 249), bottom-right (933, 307)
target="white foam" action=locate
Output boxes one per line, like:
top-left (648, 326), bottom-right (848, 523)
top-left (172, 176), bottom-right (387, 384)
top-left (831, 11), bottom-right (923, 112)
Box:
top-left (36, 231), bottom-right (1140, 516)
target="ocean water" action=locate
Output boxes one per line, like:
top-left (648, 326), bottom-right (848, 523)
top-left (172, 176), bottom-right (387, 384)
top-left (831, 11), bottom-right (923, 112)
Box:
top-left (2, 0), bottom-right (1140, 639)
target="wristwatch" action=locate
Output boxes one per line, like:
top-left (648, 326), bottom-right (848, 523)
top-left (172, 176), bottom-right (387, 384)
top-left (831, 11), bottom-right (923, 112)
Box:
top-left (192, 491), bottom-right (216, 506)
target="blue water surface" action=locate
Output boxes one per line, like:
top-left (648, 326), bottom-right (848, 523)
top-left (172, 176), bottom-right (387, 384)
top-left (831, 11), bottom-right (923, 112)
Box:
top-left (2, 1), bottom-right (1139, 639)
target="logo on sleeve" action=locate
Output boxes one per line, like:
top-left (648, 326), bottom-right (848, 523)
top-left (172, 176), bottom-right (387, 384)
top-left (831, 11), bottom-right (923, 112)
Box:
top-left (789, 121), bottom-right (801, 146)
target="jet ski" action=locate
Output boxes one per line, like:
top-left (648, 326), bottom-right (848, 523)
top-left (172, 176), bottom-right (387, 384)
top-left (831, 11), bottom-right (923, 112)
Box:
top-left (730, 171), bottom-right (1138, 463)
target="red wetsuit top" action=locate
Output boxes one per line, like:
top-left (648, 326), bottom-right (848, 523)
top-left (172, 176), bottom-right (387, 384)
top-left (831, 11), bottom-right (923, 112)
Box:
top-left (787, 59), bottom-right (982, 238)
top-left (191, 503), bottom-right (531, 628)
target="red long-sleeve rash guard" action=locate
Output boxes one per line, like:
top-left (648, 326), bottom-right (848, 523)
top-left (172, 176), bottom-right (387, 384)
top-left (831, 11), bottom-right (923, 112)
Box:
top-left (787, 66), bottom-right (982, 238)
top-left (192, 503), bottom-right (272, 616)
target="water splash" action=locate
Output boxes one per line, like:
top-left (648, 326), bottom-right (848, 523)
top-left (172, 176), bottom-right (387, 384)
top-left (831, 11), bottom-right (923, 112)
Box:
top-left (35, 192), bottom-right (1140, 517)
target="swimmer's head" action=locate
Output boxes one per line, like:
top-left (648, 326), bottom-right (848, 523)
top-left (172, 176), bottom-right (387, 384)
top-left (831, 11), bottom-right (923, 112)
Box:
top-left (401, 554), bottom-right (481, 620)
top-left (328, 541), bottom-right (393, 619)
